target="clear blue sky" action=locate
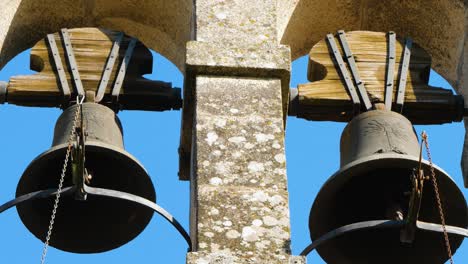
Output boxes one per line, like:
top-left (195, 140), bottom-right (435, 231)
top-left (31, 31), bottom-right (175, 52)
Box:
top-left (0, 47), bottom-right (466, 263)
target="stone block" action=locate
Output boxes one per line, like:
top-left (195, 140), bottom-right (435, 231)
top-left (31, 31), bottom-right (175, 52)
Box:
top-left (186, 252), bottom-right (306, 264)
top-left (180, 48), bottom-right (291, 181)
top-left (195, 0), bottom-right (278, 44)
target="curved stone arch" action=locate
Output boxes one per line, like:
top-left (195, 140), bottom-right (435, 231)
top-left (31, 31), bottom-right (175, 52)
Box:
top-left (279, 0), bottom-right (466, 93)
top-left (0, 0), bottom-right (193, 72)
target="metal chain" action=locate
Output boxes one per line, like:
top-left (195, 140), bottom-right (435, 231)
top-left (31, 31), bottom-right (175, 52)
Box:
top-left (40, 96), bottom-right (84, 264)
top-left (421, 131), bottom-right (454, 264)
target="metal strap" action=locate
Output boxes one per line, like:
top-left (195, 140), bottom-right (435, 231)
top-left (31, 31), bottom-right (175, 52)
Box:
top-left (47, 33), bottom-right (71, 104)
top-left (337, 30), bottom-right (373, 111)
top-left (300, 220), bottom-right (405, 256)
top-left (0, 187), bottom-right (75, 214)
top-left (95, 33), bottom-right (124, 103)
top-left (385, 32), bottom-right (396, 110)
top-left (83, 185), bottom-right (192, 251)
top-left (396, 38), bottom-right (412, 113)
top-left (417, 220), bottom-right (468, 238)
top-left (326, 34), bottom-right (361, 114)
top-left (112, 38), bottom-right (137, 103)
top-left (0, 185), bottom-right (193, 252)
top-left (61, 28), bottom-right (85, 98)
top-left (299, 219), bottom-right (468, 256)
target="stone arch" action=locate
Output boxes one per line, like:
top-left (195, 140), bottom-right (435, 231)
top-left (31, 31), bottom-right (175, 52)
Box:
top-left (278, 0), bottom-right (466, 93)
top-left (0, 0), bottom-right (193, 72)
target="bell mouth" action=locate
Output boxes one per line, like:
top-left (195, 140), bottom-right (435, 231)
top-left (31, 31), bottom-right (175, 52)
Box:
top-left (309, 153), bottom-right (467, 264)
top-left (16, 141), bottom-right (156, 253)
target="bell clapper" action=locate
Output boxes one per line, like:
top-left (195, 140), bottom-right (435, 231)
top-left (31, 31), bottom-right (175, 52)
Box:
top-left (71, 102), bottom-right (89, 201)
top-left (400, 168), bottom-right (425, 244)
top-left (41, 96), bottom-right (85, 263)
top-left (400, 129), bottom-right (433, 244)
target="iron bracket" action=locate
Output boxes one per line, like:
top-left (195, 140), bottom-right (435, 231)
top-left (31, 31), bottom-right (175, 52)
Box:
top-left (395, 38), bottom-right (412, 113)
top-left (327, 33), bottom-right (361, 115)
top-left (112, 38), bottom-right (137, 106)
top-left (385, 32), bottom-right (396, 111)
top-left (61, 28), bottom-right (85, 98)
top-left (337, 30), bottom-right (373, 111)
top-left (95, 33), bottom-right (124, 103)
top-left (47, 33), bottom-right (71, 107)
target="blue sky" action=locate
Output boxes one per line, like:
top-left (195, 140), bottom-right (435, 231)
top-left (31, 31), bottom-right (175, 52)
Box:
top-left (0, 47), bottom-right (466, 263)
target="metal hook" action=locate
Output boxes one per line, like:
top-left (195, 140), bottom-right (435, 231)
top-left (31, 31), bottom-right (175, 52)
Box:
top-left (77, 95), bottom-right (85, 105)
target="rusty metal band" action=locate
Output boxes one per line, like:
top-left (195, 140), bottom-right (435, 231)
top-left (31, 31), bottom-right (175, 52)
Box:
top-left (396, 38), bottom-right (413, 113)
top-left (95, 32), bottom-right (124, 103)
top-left (326, 33), bottom-right (361, 115)
top-left (385, 32), bottom-right (396, 111)
top-left (60, 28), bottom-right (85, 98)
top-left (47, 33), bottom-right (71, 104)
top-left (112, 38), bottom-right (137, 103)
top-left (337, 30), bottom-right (373, 111)
top-left (299, 219), bottom-right (468, 256)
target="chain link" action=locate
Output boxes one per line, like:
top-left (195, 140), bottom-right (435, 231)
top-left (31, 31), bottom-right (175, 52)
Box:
top-left (40, 98), bottom-right (83, 264)
top-left (421, 131), bottom-right (454, 264)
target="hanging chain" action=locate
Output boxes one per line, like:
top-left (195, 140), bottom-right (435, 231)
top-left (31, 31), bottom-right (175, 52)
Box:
top-left (421, 131), bottom-right (454, 264)
top-left (40, 96), bottom-right (84, 264)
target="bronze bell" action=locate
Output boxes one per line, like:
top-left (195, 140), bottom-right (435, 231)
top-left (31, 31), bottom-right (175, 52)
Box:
top-left (309, 110), bottom-right (467, 264)
top-left (15, 103), bottom-right (156, 253)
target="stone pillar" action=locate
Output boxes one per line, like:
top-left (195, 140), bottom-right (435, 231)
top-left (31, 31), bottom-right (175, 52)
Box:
top-left (181, 0), bottom-right (305, 263)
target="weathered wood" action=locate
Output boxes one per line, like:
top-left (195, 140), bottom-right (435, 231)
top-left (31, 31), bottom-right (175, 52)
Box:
top-left (296, 82), bottom-right (463, 124)
top-left (296, 31), bottom-right (462, 124)
top-left (308, 31), bottom-right (431, 85)
top-left (6, 28), bottom-right (181, 111)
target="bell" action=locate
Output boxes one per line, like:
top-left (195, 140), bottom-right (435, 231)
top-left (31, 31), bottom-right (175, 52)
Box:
top-left (15, 103), bottom-right (156, 253)
top-left (309, 110), bottom-right (467, 264)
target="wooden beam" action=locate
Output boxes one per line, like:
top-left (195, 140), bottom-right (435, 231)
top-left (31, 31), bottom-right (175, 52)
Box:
top-left (294, 31), bottom-right (463, 124)
top-left (295, 83), bottom-right (463, 124)
top-left (4, 28), bottom-right (181, 111)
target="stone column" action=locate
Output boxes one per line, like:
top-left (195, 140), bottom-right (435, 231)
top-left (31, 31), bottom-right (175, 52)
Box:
top-left (182, 0), bottom-right (305, 263)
